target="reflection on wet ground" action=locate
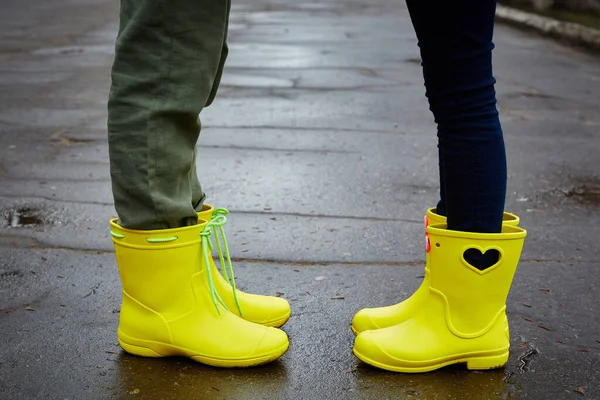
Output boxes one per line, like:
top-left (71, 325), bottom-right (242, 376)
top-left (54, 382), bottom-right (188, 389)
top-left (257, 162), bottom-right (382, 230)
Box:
top-left (114, 354), bottom-right (289, 399)
top-left (113, 351), bottom-right (514, 400)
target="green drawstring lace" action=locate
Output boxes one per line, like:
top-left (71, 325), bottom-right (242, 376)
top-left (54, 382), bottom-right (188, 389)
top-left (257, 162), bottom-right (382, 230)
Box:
top-left (200, 216), bottom-right (230, 315)
top-left (146, 236), bottom-right (178, 243)
top-left (208, 208), bottom-right (243, 316)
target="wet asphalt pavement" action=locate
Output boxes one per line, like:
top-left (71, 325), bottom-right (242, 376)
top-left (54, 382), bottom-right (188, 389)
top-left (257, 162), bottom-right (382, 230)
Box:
top-left (1, 0), bottom-right (600, 399)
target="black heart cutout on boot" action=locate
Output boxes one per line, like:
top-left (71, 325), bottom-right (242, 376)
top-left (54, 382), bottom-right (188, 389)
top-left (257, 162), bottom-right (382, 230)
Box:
top-left (463, 248), bottom-right (500, 271)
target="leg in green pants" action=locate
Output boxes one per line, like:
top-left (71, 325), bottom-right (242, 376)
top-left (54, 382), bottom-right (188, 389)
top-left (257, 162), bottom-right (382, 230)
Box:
top-left (108, 0), bottom-right (230, 229)
top-left (107, 1), bottom-right (290, 368)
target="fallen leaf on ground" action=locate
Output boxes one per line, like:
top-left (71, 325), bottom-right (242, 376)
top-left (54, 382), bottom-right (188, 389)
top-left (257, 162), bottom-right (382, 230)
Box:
top-left (537, 325), bottom-right (552, 331)
top-left (275, 292), bottom-right (285, 297)
top-left (211, 386), bottom-right (220, 391)
top-left (573, 387), bottom-right (585, 395)
top-left (539, 287), bottom-right (550, 292)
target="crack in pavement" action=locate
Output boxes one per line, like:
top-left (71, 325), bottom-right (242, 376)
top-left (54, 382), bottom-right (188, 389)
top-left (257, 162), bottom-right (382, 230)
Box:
top-left (198, 144), bottom-right (359, 154)
top-left (517, 342), bottom-right (540, 373)
top-left (0, 239), bottom-right (580, 268)
top-left (203, 124), bottom-right (405, 134)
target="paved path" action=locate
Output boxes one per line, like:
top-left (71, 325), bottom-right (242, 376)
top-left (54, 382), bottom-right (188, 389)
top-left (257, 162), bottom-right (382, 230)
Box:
top-left (1, 0), bottom-right (599, 398)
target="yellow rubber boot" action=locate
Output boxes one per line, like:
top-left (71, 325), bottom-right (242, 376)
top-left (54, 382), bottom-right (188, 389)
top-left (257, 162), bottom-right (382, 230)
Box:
top-left (197, 205), bottom-right (291, 328)
top-left (351, 208), bottom-right (519, 335)
top-left (111, 217), bottom-right (289, 368)
top-left (353, 223), bottom-right (527, 372)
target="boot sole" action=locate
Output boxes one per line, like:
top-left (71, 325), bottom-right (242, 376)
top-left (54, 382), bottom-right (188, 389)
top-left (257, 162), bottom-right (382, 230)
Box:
top-left (118, 332), bottom-right (289, 368)
top-left (353, 348), bottom-right (509, 373)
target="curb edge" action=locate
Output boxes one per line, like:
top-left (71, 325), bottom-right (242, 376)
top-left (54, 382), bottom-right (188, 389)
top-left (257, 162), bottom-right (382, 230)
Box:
top-left (496, 4), bottom-right (600, 52)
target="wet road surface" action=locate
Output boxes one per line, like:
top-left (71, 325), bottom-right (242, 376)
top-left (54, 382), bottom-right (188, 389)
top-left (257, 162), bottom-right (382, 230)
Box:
top-left (1, 0), bottom-right (600, 398)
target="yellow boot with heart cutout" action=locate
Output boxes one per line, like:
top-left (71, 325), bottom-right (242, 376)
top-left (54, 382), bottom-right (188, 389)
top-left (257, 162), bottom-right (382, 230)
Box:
top-left (111, 216), bottom-right (289, 368)
top-left (197, 205), bottom-right (291, 328)
top-left (351, 208), bottom-right (519, 335)
top-left (353, 223), bottom-right (526, 372)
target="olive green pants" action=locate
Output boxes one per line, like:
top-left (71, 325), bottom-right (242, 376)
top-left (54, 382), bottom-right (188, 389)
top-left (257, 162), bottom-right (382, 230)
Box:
top-left (108, 0), bottom-right (230, 229)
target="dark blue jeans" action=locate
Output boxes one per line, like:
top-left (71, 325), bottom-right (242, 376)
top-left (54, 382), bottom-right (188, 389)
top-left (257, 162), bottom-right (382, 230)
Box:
top-left (406, 0), bottom-right (506, 234)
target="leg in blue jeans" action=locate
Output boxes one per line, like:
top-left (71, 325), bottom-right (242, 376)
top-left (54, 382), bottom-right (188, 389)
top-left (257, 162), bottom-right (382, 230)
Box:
top-left (351, 2), bottom-right (527, 372)
top-left (406, 0), bottom-right (506, 235)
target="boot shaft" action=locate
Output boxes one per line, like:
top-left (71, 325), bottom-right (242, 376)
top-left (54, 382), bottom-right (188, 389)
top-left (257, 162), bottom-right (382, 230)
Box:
top-left (110, 219), bottom-right (209, 320)
top-left (426, 223), bottom-right (526, 338)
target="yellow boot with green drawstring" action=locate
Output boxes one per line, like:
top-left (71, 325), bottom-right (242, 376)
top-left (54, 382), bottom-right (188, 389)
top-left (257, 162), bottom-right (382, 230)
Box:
top-left (197, 205), bottom-right (291, 328)
top-left (351, 208), bottom-right (519, 335)
top-left (111, 216), bottom-right (289, 368)
top-left (353, 223), bottom-right (526, 372)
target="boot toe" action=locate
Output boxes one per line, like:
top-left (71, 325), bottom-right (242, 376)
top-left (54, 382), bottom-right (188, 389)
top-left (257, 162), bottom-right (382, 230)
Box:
top-left (253, 327), bottom-right (289, 361)
top-left (239, 293), bottom-right (291, 327)
top-left (264, 296), bottom-right (291, 327)
top-left (351, 308), bottom-right (379, 334)
top-left (353, 330), bottom-right (400, 370)
top-left (354, 326), bottom-right (434, 372)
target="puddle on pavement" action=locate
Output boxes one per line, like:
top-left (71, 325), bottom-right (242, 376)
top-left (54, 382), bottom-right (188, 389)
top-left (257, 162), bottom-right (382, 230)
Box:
top-left (564, 184), bottom-right (600, 206)
top-left (540, 176), bottom-right (600, 208)
top-left (3, 206), bottom-right (50, 228)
